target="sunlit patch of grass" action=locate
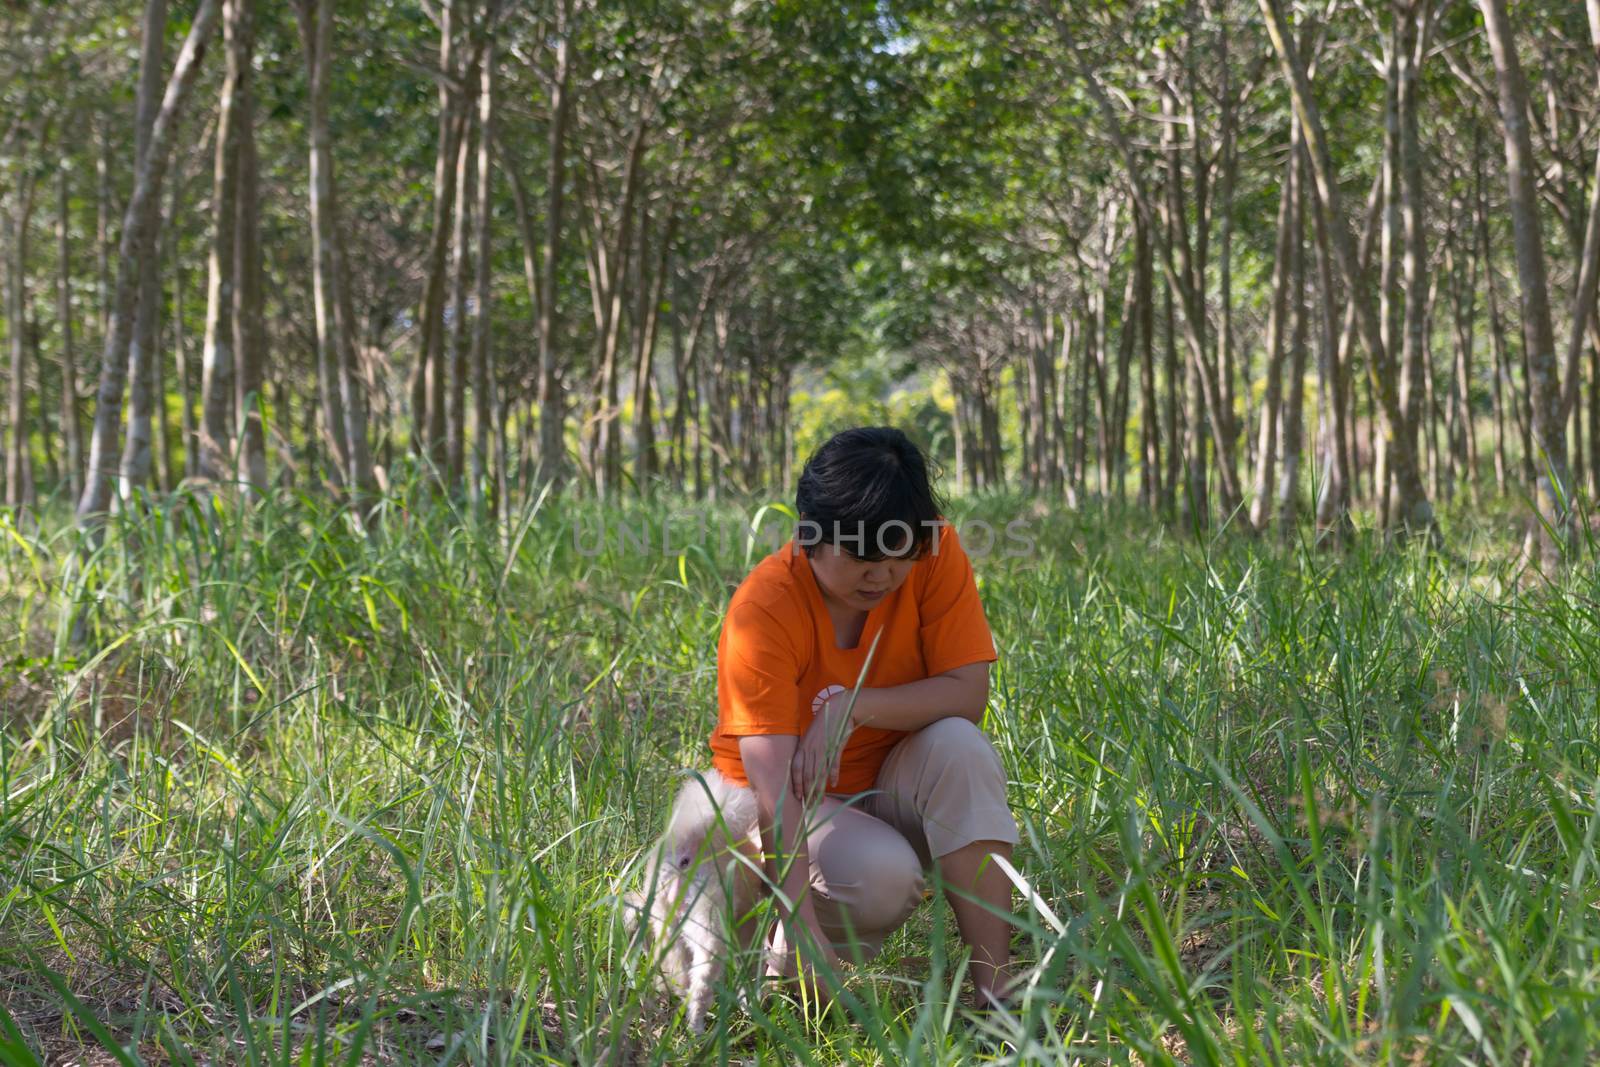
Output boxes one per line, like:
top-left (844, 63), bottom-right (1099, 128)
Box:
top-left (2, 479), bottom-right (1598, 1063)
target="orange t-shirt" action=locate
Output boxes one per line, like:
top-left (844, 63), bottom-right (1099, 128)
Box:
top-left (709, 520), bottom-right (998, 794)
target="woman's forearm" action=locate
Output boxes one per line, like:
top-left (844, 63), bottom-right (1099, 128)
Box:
top-left (846, 663), bottom-right (989, 731)
top-left (760, 789), bottom-right (816, 919)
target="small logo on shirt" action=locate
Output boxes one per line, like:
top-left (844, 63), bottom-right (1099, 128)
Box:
top-left (812, 684), bottom-right (846, 712)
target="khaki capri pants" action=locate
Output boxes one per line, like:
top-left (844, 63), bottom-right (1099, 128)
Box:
top-left (751, 715), bottom-right (1020, 960)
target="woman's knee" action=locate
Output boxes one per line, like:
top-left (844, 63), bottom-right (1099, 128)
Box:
top-left (906, 716), bottom-right (1007, 787)
top-left (812, 826), bottom-right (925, 932)
top-left (884, 716), bottom-right (1017, 858)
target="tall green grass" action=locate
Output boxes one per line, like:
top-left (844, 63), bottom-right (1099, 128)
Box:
top-left (1, 482), bottom-right (1597, 1063)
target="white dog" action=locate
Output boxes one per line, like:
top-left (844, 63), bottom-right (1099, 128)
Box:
top-left (622, 768), bottom-right (763, 1032)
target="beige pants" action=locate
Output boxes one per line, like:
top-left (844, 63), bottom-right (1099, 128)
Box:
top-left (752, 716), bottom-right (1020, 961)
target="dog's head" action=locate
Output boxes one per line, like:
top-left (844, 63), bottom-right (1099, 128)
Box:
top-left (662, 769), bottom-right (757, 865)
top-left (619, 769), bottom-right (758, 936)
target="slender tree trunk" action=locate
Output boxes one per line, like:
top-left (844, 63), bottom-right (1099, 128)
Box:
top-left (590, 123), bottom-right (648, 499)
top-left (1024, 307), bottom-right (1044, 490)
top-left (1398, 3), bottom-right (1432, 518)
top-left (295, 0), bottom-right (374, 505)
top-left (96, 125), bottom-right (112, 343)
top-left (1278, 149), bottom-right (1310, 533)
top-left (1313, 161), bottom-right (1352, 536)
top-left (1163, 73), bottom-right (1232, 524)
top-left (1250, 134), bottom-right (1297, 529)
top-left (153, 277), bottom-right (170, 491)
top-left (471, 45), bottom-right (496, 516)
top-left (1215, 17), bottom-right (1240, 476)
top-left (633, 215), bottom-right (672, 494)
top-left (1449, 242), bottom-right (1480, 501)
top-left (1136, 215), bottom-right (1159, 510)
top-left (1162, 276), bottom-right (1181, 518)
top-left (1423, 288), bottom-right (1443, 499)
top-left (155, 169), bottom-right (185, 490)
top-left (412, 0), bottom-right (467, 467)
top-left (1590, 322), bottom-right (1600, 499)
top-left (1070, 285), bottom-right (1089, 496)
top-left (536, 2), bottom-right (574, 491)
top-left (117, 0), bottom-right (169, 498)
top-left (4, 175), bottom-right (38, 508)
top-left (1053, 311), bottom-right (1070, 491)
top-left (198, 0), bottom-right (245, 483)
top-left (1375, 23), bottom-right (1400, 526)
top-left (446, 104), bottom-right (475, 490)
top-left (691, 305), bottom-right (705, 500)
top-left (233, 0), bottom-right (267, 490)
top-left (78, 0), bottom-right (221, 526)
top-left (57, 163), bottom-right (83, 501)
top-left (170, 173), bottom-right (195, 479)
top-left (1556, 0), bottom-right (1600, 451)
top-left (1479, 0), bottom-right (1569, 553)
top-left (1110, 259), bottom-right (1136, 503)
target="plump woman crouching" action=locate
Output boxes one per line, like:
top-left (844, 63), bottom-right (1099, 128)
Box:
top-left (708, 425), bottom-right (1023, 1011)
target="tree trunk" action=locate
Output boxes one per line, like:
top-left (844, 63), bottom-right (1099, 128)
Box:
top-left (1448, 242), bottom-right (1479, 502)
top-left (57, 163), bottom-right (83, 501)
top-left (1556, 0), bottom-right (1600, 448)
top-left (295, 0), bottom-right (375, 506)
top-left (471, 45), bottom-right (496, 516)
top-left (1215, 19), bottom-right (1240, 477)
top-left (1479, 0), bottom-right (1569, 553)
top-left (1162, 275), bottom-right (1181, 518)
top-left (536, 1), bottom-right (574, 491)
top-left (78, 0), bottom-right (221, 527)
top-left (5, 174), bottom-right (38, 508)
top-left (96, 124), bottom-right (112, 343)
top-left (233, 0), bottom-right (267, 490)
top-left (589, 123), bottom-right (648, 500)
top-left (198, 0), bottom-right (245, 483)
top-left (1136, 216), bottom-right (1159, 510)
top-left (1250, 133), bottom-right (1297, 530)
top-left (446, 103), bottom-right (475, 490)
top-left (632, 214), bottom-right (672, 494)
top-left (1312, 160), bottom-right (1352, 537)
top-left (1053, 311), bottom-right (1070, 491)
top-left (1109, 252), bottom-right (1136, 503)
top-left (1398, 2), bottom-right (1431, 519)
top-left (1376, 21), bottom-right (1400, 526)
top-left (117, 0), bottom-right (169, 498)
top-left (1277, 148), bottom-right (1310, 533)
top-left (170, 172), bottom-right (195, 479)
top-left (411, 0), bottom-right (469, 467)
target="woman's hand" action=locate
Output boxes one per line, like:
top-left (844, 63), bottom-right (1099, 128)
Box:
top-left (791, 689), bottom-right (856, 801)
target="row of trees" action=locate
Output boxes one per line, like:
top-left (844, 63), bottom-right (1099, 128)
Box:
top-left (0, 0), bottom-right (1597, 551)
top-left (1, 0), bottom-right (881, 525)
top-left (891, 0), bottom-right (1600, 552)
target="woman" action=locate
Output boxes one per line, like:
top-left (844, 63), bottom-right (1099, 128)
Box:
top-left (708, 425), bottom-right (1021, 1011)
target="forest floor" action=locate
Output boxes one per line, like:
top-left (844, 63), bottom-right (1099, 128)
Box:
top-left (2, 485), bottom-right (1598, 1064)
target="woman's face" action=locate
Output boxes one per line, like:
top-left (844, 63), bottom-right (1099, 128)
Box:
top-left (806, 540), bottom-right (917, 612)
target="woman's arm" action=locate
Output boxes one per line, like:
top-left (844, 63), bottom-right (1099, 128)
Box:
top-left (845, 660), bottom-right (990, 730)
top-left (737, 734), bottom-right (839, 979)
top-left (791, 661), bottom-right (990, 799)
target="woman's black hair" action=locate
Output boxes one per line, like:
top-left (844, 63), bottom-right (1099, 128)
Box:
top-left (794, 426), bottom-right (947, 560)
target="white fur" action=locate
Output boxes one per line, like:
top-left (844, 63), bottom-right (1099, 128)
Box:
top-left (621, 768), bottom-right (762, 1032)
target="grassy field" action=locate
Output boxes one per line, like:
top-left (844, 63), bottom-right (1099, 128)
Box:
top-left (2, 484), bottom-right (1599, 1064)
